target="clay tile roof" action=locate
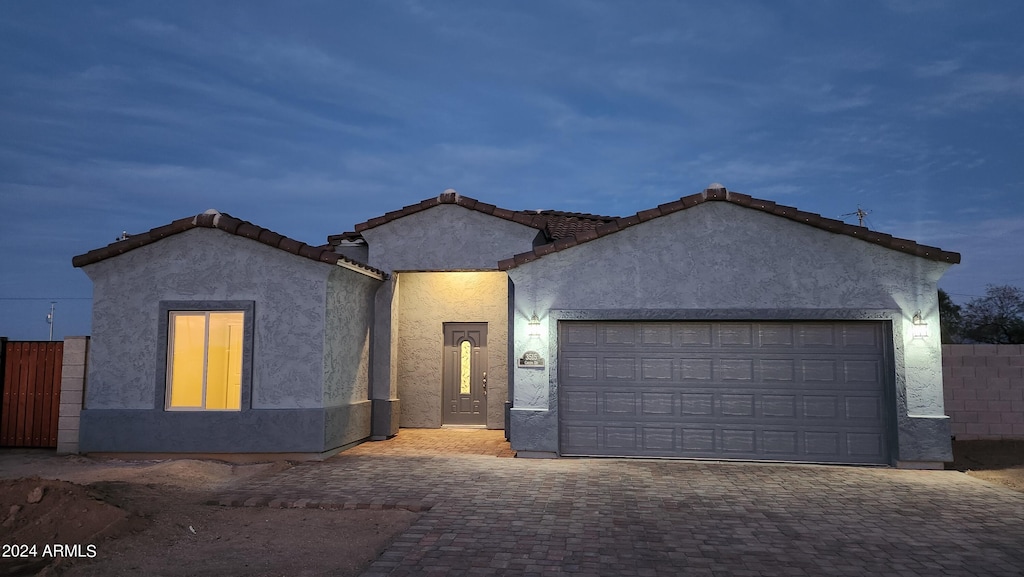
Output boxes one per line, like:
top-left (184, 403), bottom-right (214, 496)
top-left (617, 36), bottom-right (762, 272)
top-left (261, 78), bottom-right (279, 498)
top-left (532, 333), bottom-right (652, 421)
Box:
top-left (497, 186), bottom-right (961, 270)
top-left (72, 210), bottom-right (385, 278)
top-left (523, 210), bottom-right (619, 241)
top-left (329, 190), bottom-right (619, 246)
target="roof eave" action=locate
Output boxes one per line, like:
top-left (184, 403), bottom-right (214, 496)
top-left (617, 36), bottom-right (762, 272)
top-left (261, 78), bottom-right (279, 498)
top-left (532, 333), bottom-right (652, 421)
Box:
top-left (499, 186), bottom-right (961, 269)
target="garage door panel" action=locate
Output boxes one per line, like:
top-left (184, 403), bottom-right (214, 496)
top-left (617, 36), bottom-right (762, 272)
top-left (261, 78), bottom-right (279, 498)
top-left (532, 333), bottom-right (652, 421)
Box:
top-left (842, 324), bottom-right (882, 348)
top-left (721, 394), bottom-right (756, 417)
top-left (604, 392), bottom-right (637, 415)
top-left (605, 427), bottom-right (638, 449)
top-left (565, 357), bottom-right (598, 379)
top-left (719, 359), bottom-right (754, 380)
top-left (603, 325), bottom-right (636, 346)
top-left (847, 432), bottom-right (885, 458)
top-left (558, 422), bottom-right (889, 463)
top-left (681, 393), bottom-right (714, 415)
top-left (803, 396), bottom-right (839, 418)
top-left (641, 358), bottom-right (674, 380)
top-left (643, 428), bottom-right (675, 450)
top-left (681, 428), bottom-right (716, 452)
top-left (844, 360), bottom-right (881, 383)
top-left (563, 323), bottom-right (598, 346)
top-left (797, 325), bottom-right (837, 347)
top-left (801, 360), bottom-right (838, 382)
top-left (563, 391), bottom-right (598, 416)
top-left (721, 429), bottom-right (757, 452)
top-left (603, 358), bottom-right (636, 379)
top-left (719, 324), bottom-right (754, 346)
top-left (559, 321), bottom-right (891, 464)
top-left (640, 324), bottom-right (673, 346)
top-left (678, 324), bottom-right (713, 346)
top-left (564, 426), bottom-right (599, 450)
top-left (680, 359), bottom-right (713, 380)
top-left (641, 392), bottom-right (675, 415)
top-left (762, 395), bottom-right (797, 417)
top-left (760, 359), bottom-right (796, 381)
top-left (845, 396), bottom-right (882, 419)
top-left (758, 325), bottom-right (795, 348)
top-left (763, 431), bottom-right (799, 454)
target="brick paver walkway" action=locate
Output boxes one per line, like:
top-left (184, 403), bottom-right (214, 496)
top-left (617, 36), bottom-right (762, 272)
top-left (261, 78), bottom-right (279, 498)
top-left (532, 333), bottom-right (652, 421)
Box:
top-left (216, 429), bottom-right (1024, 576)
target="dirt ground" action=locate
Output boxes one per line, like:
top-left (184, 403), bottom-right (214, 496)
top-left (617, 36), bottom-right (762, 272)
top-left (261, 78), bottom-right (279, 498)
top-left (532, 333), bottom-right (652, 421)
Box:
top-left (1, 441), bottom-right (1022, 576)
top-left (0, 452), bottom-right (418, 577)
top-left (951, 439), bottom-right (1024, 493)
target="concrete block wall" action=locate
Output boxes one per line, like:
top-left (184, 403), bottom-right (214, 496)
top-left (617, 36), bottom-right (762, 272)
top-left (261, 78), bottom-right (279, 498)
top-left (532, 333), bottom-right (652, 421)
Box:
top-left (57, 336), bottom-right (89, 454)
top-left (943, 344), bottom-right (1024, 440)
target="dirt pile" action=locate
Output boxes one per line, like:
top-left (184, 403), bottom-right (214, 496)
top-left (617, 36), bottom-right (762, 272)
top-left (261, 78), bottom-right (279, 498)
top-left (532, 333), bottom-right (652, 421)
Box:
top-left (0, 478), bottom-right (128, 576)
top-left (0, 455), bottom-right (419, 577)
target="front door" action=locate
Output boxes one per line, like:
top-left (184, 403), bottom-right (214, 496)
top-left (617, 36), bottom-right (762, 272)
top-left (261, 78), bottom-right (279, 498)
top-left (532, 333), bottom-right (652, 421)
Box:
top-left (442, 323), bottom-right (487, 425)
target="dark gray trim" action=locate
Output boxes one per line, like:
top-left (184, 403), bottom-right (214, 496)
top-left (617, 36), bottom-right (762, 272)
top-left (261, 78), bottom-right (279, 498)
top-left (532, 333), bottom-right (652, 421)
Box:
top-left (371, 398), bottom-right (400, 440)
top-left (506, 277), bottom-right (515, 440)
top-left (79, 407), bottom-right (366, 453)
top-left (880, 321), bottom-right (900, 465)
top-left (156, 300), bottom-right (255, 411)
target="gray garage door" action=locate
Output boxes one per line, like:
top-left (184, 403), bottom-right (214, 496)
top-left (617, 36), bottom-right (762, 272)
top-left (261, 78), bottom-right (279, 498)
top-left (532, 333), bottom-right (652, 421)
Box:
top-left (558, 321), bottom-right (891, 464)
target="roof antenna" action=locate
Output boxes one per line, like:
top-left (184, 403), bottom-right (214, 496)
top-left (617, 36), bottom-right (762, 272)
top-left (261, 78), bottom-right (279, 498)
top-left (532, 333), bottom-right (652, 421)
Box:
top-left (46, 301), bottom-right (56, 341)
top-left (840, 206), bottom-right (870, 228)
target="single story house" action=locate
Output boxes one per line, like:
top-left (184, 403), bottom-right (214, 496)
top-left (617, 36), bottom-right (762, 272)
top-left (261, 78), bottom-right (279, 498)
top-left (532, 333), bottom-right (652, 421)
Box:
top-left (72, 185), bottom-right (960, 467)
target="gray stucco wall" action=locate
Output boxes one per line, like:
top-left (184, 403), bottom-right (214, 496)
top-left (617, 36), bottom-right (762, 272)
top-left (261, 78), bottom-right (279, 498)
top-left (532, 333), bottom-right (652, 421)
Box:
top-left (79, 228), bottom-right (381, 453)
top-left (370, 277), bottom-right (402, 439)
top-left (507, 201), bottom-right (953, 465)
top-left (323, 266), bottom-right (379, 447)
top-left (361, 204), bottom-right (541, 272)
top-left (395, 271), bottom-right (509, 429)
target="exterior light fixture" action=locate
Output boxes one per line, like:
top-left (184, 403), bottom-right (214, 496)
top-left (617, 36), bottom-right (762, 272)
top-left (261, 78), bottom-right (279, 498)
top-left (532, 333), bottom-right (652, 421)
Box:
top-left (528, 313), bottom-right (542, 338)
top-left (911, 311), bottom-right (929, 339)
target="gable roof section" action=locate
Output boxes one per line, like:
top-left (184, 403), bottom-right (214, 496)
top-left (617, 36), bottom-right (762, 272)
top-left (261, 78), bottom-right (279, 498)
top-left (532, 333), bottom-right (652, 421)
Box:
top-left (497, 185), bottom-right (961, 270)
top-left (72, 210), bottom-right (385, 279)
top-left (326, 190), bottom-right (617, 246)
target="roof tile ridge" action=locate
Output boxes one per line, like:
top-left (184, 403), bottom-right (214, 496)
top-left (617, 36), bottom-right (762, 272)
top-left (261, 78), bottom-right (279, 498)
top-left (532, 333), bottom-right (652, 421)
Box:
top-left (527, 209), bottom-right (620, 221)
top-left (72, 209), bottom-right (390, 275)
top-left (713, 189), bottom-right (960, 263)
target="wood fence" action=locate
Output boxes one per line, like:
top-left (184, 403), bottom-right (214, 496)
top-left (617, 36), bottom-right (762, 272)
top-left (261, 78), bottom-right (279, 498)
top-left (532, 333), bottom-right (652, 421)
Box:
top-left (0, 340), bottom-right (63, 447)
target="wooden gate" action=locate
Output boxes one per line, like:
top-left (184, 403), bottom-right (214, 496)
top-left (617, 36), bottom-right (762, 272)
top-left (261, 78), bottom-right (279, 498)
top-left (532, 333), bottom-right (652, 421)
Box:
top-left (0, 340), bottom-right (63, 447)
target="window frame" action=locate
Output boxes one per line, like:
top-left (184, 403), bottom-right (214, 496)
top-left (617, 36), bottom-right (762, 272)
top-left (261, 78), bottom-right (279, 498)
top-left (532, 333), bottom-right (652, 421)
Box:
top-left (156, 301), bottom-right (254, 412)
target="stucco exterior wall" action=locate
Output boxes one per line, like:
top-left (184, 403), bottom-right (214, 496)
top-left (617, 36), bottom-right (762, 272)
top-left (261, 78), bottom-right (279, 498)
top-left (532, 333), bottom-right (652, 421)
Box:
top-left (396, 271), bottom-right (509, 429)
top-left (506, 201), bottom-right (953, 464)
top-left (323, 266), bottom-right (379, 447)
top-left (369, 278), bottom-right (402, 439)
top-left (79, 228), bottom-right (381, 453)
top-left (361, 204), bottom-right (541, 272)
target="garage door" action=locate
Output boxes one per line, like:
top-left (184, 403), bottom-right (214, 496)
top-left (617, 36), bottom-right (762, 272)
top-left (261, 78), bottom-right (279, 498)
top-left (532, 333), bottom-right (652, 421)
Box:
top-left (558, 321), bottom-right (891, 464)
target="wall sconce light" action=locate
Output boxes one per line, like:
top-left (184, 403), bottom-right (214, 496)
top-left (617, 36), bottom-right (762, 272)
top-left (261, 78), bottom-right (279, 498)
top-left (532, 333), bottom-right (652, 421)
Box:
top-left (911, 311), bottom-right (929, 339)
top-left (528, 313), bottom-right (542, 338)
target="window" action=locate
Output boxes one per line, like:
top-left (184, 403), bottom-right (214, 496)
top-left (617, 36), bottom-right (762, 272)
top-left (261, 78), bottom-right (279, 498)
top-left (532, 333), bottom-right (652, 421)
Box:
top-left (166, 311), bottom-right (244, 410)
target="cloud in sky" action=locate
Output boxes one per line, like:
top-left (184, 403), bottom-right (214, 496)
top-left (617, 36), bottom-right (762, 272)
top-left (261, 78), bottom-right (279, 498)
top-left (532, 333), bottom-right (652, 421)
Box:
top-left (1, 1), bottom-right (1022, 338)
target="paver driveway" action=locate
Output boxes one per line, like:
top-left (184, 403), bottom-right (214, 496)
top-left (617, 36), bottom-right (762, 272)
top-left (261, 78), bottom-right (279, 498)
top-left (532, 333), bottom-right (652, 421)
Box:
top-left (217, 429), bottom-right (1024, 576)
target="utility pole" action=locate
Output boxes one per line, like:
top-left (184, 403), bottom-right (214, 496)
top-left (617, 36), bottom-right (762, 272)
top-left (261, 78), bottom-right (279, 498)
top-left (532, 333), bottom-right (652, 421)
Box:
top-left (841, 206), bottom-right (870, 228)
top-left (47, 301), bottom-right (55, 341)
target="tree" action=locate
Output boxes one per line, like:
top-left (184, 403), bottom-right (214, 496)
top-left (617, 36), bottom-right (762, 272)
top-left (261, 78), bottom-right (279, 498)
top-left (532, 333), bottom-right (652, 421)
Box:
top-left (938, 288), bottom-right (963, 344)
top-left (960, 285), bottom-right (1024, 344)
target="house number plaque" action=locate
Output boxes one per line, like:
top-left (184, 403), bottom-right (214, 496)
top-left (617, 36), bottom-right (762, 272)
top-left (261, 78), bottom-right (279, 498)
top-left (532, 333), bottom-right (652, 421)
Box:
top-left (518, 350), bottom-right (545, 368)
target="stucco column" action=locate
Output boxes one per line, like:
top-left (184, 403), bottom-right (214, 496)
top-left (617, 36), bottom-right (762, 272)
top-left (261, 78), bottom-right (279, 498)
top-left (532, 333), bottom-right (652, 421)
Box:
top-left (370, 277), bottom-right (400, 439)
top-left (57, 336), bottom-right (89, 455)
top-left (896, 307), bottom-right (952, 468)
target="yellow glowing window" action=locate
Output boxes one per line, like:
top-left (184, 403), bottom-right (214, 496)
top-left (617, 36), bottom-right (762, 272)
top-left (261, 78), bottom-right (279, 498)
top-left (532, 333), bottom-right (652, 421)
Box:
top-left (459, 340), bottom-right (472, 395)
top-left (167, 311), bottom-right (243, 410)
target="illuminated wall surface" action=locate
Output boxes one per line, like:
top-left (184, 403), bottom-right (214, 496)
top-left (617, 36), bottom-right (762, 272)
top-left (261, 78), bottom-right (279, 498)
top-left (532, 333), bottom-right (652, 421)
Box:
top-left (168, 312), bottom-right (243, 410)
